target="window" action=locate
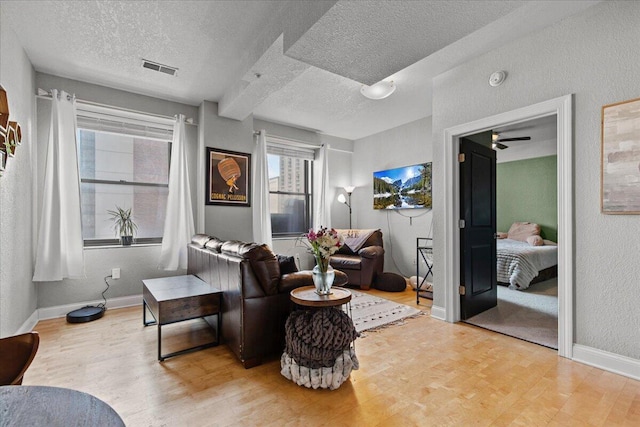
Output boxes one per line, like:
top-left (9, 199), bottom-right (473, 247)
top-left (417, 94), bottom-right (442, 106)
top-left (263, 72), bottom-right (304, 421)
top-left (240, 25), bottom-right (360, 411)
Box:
top-left (78, 129), bottom-right (170, 245)
top-left (267, 141), bottom-right (314, 237)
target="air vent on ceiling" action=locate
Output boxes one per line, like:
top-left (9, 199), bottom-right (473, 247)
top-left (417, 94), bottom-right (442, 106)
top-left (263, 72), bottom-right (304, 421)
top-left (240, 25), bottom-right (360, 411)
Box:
top-left (141, 59), bottom-right (178, 76)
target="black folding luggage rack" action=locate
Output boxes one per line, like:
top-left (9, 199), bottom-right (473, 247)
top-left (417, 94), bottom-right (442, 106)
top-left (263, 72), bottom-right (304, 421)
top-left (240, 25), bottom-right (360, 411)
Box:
top-left (416, 237), bottom-right (433, 304)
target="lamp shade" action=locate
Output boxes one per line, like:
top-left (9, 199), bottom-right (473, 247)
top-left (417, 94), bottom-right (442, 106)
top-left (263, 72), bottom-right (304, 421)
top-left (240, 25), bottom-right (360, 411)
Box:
top-left (360, 80), bottom-right (395, 100)
top-left (337, 194), bottom-right (347, 204)
top-left (344, 186), bottom-right (355, 194)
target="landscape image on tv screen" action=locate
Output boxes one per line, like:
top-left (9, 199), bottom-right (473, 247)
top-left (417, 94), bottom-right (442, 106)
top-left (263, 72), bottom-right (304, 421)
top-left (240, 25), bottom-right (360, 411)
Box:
top-left (373, 162), bottom-right (432, 210)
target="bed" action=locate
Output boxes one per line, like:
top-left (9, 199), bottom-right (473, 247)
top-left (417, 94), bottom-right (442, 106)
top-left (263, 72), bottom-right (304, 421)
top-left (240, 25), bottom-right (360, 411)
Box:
top-left (497, 238), bottom-right (558, 290)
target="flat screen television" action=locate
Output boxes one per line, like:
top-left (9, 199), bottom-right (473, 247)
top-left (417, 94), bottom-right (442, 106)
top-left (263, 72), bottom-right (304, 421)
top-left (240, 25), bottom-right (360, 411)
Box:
top-left (373, 162), bottom-right (432, 210)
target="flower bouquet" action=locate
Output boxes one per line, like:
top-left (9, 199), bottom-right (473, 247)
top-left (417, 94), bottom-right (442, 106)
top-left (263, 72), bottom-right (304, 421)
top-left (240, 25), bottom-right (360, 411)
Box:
top-left (303, 226), bottom-right (344, 295)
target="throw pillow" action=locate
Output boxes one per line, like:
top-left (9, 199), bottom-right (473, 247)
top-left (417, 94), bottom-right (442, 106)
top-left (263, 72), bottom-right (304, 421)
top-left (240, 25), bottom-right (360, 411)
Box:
top-left (526, 235), bottom-right (544, 246)
top-left (277, 255), bottom-right (298, 274)
top-left (507, 222), bottom-right (541, 242)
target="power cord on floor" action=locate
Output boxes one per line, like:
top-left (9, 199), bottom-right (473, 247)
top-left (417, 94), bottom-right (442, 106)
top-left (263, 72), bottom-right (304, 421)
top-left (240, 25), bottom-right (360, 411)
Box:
top-left (97, 275), bottom-right (111, 310)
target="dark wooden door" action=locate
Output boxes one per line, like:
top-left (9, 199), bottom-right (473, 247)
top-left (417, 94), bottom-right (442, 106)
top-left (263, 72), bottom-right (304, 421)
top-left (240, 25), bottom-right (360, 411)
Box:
top-left (459, 137), bottom-right (497, 319)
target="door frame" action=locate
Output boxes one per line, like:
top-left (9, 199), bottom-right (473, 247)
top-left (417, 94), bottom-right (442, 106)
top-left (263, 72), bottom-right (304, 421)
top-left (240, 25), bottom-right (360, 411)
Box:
top-left (441, 94), bottom-right (573, 358)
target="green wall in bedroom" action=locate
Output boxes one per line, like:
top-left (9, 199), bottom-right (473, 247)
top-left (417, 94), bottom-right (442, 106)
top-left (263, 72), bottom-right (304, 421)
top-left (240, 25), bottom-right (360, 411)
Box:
top-left (497, 155), bottom-right (557, 242)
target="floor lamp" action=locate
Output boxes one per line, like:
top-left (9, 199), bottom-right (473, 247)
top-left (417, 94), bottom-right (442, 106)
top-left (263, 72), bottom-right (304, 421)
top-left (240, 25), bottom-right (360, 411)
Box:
top-left (337, 186), bottom-right (355, 229)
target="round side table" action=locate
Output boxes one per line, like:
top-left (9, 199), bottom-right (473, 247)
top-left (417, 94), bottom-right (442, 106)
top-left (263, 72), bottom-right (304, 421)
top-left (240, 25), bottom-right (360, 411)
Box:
top-left (282, 286), bottom-right (358, 390)
top-left (290, 285), bottom-right (351, 308)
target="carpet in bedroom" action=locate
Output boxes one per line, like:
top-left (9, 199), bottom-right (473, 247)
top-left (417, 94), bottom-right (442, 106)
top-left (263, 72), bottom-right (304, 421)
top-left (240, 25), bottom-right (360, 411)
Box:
top-left (463, 278), bottom-right (558, 349)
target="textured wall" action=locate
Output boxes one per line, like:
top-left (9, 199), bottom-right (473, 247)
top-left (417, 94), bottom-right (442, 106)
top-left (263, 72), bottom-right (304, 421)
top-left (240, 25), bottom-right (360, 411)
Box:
top-left (497, 156), bottom-right (557, 242)
top-left (0, 6), bottom-right (37, 336)
top-left (431, 1), bottom-right (640, 359)
top-left (351, 117), bottom-right (433, 278)
top-left (37, 246), bottom-right (180, 308)
top-left (33, 74), bottom-right (198, 309)
top-left (199, 101), bottom-right (255, 242)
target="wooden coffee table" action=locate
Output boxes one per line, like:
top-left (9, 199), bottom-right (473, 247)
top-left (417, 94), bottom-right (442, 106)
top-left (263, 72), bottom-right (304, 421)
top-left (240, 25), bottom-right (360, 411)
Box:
top-left (143, 275), bottom-right (221, 361)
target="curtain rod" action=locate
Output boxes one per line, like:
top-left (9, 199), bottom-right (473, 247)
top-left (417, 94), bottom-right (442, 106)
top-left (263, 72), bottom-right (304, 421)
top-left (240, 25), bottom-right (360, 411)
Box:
top-left (36, 92), bottom-right (197, 125)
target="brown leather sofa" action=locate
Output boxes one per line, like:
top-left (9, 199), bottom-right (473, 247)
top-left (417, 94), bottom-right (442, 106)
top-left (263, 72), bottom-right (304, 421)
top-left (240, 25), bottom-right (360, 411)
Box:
top-left (329, 229), bottom-right (385, 290)
top-left (187, 234), bottom-right (346, 368)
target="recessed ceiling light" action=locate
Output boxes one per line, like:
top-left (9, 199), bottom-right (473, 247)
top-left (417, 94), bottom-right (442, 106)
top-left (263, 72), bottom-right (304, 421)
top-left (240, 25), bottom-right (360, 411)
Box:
top-left (360, 80), bottom-right (395, 100)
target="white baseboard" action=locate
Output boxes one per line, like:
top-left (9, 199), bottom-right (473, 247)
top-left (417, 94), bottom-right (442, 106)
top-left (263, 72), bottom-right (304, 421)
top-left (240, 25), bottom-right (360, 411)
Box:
top-left (37, 294), bottom-right (143, 321)
top-left (573, 344), bottom-right (640, 381)
top-left (430, 305), bottom-right (446, 321)
top-left (16, 310), bottom-right (40, 335)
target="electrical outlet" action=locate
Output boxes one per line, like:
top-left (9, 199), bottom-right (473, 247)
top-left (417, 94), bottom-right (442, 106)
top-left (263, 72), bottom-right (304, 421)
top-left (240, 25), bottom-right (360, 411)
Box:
top-left (111, 268), bottom-right (120, 279)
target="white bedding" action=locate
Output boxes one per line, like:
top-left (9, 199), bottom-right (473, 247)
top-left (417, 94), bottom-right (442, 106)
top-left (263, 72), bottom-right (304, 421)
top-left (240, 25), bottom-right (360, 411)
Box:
top-left (496, 239), bottom-right (558, 290)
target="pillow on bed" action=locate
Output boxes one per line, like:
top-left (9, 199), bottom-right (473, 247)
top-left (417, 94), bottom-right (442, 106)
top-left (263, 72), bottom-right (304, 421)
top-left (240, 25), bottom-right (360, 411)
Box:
top-left (526, 235), bottom-right (544, 246)
top-left (507, 222), bottom-right (541, 242)
top-left (543, 239), bottom-right (557, 246)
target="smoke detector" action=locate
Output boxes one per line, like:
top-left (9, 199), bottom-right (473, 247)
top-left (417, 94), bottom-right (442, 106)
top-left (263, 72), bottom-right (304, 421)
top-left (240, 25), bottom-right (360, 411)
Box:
top-left (489, 71), bottom-right (507, 87)
top-left (141, 59), bottom-right (178, 76)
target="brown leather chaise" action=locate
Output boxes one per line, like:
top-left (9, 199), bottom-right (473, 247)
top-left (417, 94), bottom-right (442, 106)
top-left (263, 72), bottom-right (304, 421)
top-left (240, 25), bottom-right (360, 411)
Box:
top-left (329, 229), bottom-right (385, 290)
top-left (187, 234), bottom-right (347, 368)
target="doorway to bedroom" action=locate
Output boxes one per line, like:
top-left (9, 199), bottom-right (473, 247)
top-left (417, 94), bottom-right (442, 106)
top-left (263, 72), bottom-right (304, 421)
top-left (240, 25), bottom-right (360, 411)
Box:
top-left (463, 115), bottom-right (559, 349)
top-left (442, 95), bottom-right (573, 358)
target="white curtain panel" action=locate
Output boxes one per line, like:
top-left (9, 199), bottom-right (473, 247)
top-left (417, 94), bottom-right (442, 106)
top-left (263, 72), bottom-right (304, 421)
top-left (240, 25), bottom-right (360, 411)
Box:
top-left (33, 90), bottom-right (84, 281)
top-left (252, 130), bottom-right (272, 247)
top-left (158, 115), bottom-right (195, 270)
top-left (313, 144), bottom-right (331, 229)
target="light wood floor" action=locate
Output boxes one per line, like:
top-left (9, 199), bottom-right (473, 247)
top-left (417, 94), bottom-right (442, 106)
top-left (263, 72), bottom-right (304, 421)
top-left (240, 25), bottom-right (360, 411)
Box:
top-left (26, 287), bottom-right (640, 426)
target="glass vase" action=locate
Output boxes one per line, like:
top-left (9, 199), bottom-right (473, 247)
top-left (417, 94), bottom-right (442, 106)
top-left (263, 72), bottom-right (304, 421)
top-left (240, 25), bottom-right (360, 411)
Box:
top-left (312, 264), bottom-right (335, 295)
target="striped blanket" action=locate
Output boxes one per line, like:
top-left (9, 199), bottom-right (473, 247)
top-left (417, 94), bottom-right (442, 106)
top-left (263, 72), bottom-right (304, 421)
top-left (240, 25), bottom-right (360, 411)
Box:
top-left (497, 239), bottom-right (558, 290)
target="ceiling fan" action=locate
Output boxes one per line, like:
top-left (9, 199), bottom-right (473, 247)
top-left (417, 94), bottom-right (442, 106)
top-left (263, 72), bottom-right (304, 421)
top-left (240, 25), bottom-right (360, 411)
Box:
top-left (491, 132), bottom-right (531, 150)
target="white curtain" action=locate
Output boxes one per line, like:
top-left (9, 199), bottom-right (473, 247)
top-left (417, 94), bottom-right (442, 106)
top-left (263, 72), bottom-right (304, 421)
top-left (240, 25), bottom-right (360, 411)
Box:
top-left (158, 115), bottom-right (195, 270)
top-left (33, 90), bottom-right (84, 281)
top-left (313, 144), bottom-right (331, 228)
top-left (252, 130), bottom-right (272, 247)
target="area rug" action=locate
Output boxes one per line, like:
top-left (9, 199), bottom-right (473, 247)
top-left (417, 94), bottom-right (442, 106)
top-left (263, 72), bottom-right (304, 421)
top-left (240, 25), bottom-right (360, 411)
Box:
top-left (349, 290), bottom-right (422, 333)
top-left (464, 278), bottom-right (558, 349)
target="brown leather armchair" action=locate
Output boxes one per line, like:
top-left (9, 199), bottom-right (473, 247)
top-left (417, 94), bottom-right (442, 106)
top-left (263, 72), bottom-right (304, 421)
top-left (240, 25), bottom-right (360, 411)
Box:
top-left (329, 229), bottom-right (384, 290)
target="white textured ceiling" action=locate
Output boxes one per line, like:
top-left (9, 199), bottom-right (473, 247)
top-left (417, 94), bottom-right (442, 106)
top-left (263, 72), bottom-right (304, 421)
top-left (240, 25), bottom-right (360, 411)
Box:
top-left (0, 0), bottom-right (599, 140)
top-left (284, 0), bottom-right (524, 85)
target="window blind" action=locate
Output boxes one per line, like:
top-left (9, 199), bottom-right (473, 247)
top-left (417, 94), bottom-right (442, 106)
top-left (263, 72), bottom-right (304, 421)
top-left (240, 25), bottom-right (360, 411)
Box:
top-left (76, 115), bottom-right (173, 140)
top-left (76, 103), bottom-right (174, 141)
top-left (266, 141), bottom-right (315, 160)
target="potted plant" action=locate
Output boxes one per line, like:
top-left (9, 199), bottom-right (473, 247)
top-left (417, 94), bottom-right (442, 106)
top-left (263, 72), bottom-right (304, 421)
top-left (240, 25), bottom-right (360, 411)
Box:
top-left (108, 206), bottom-right (138, 246)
